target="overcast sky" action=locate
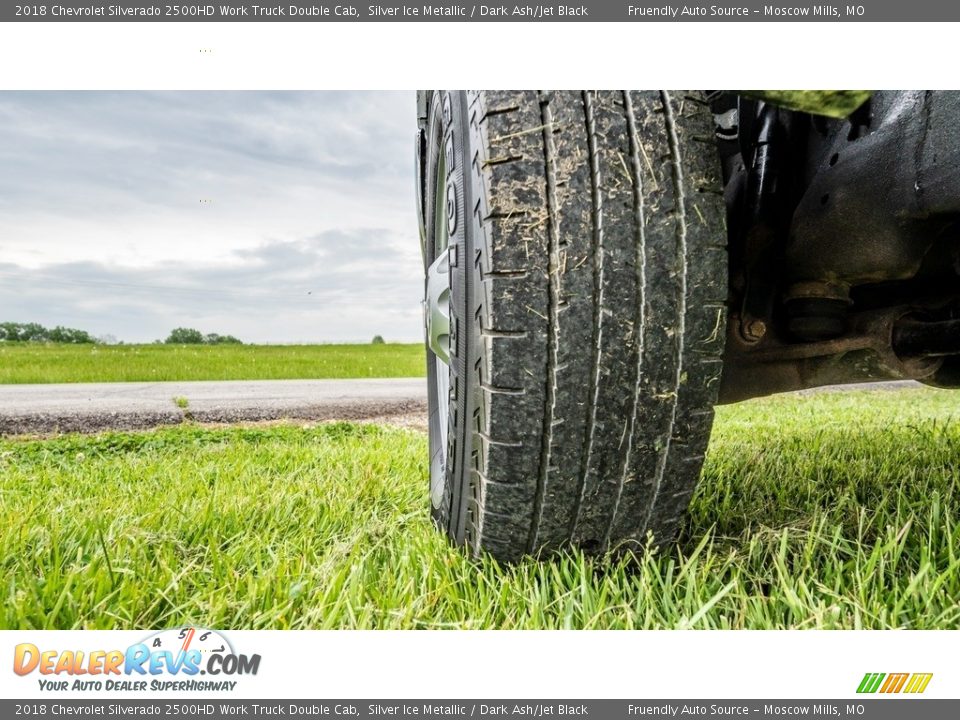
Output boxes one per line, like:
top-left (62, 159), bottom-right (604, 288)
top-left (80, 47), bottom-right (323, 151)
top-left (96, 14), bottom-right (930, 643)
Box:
top-left (0, 91), bottom-right (423, 343)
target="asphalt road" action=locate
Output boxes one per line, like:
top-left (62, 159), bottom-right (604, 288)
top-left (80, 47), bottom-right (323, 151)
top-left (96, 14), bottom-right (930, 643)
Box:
top-left (0, 378), bottom-right (428, 435)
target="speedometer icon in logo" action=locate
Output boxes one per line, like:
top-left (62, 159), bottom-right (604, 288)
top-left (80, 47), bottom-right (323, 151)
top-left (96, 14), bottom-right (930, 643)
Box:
top-left (144, 627), bottom-right (233, 658)
top-left (133, 626), bottom-right (259, 678)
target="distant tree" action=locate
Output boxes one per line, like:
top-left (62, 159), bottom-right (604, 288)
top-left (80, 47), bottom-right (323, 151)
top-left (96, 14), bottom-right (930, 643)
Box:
top-left (165, 327), bottom-right (205, 344)
top-left (48, 326), bottom-right (95, 344)
top-left (0, 322), bottom-right (94, 343)
top-left (204, 333), bottom-right (242, 345)
top-left (0, 322), bottom-right (20, 341)
top-left (371, 335), bottom-right (386, 344)
top-left (164, 328), bottom-right (243, 345)
top-left (18, 322), bottom-right (48, 341)
top-left (0, 322), bottom-right (47, 342)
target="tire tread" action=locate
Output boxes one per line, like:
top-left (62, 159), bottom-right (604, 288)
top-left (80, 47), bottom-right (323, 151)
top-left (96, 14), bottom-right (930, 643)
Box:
top-left (435, 90), bottom-right (726, 561)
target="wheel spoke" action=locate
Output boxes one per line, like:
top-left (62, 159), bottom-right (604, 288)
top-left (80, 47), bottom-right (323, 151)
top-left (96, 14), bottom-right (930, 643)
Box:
top-left (425, 248), bottom-right (451, 365)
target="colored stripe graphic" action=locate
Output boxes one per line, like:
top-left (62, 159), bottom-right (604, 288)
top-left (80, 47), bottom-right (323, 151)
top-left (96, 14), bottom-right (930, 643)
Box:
top-left (857, 672), bottom-right (932, 694)
top-left (881, 673), bottom-right (909, 693)
top-left (857, 673), bottom-right (885, 693)
top-left (904, 673), bottom-right (934, 694)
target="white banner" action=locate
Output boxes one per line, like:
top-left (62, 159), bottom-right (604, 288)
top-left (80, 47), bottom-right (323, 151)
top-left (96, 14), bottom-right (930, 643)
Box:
top-left (1, 630), bottom-right (955, 700)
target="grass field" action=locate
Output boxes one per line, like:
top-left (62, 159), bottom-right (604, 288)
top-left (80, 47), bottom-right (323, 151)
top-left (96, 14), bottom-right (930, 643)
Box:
top-left (2, 388), bottom-right (958, 629)
top-left (0, 343), bottom-right (426, 384)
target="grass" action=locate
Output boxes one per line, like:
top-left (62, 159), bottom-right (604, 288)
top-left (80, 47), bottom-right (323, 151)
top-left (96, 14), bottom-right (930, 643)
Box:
top-left (1, 388), bottom-right (958, 629)
top-left (0, 343), bottom-right (426, 384)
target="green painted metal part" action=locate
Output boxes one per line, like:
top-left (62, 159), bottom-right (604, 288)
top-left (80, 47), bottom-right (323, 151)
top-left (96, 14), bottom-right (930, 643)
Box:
top-left (742, 90), bottom-right (872, 118)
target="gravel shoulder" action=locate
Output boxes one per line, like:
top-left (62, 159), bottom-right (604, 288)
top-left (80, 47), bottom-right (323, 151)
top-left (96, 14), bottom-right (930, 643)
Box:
top-left (0, 378), bottom-right (427, 435)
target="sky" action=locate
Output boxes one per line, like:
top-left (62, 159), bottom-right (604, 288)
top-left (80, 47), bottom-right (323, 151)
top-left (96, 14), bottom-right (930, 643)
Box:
top-left (0, 91), bottom-right (423, 344)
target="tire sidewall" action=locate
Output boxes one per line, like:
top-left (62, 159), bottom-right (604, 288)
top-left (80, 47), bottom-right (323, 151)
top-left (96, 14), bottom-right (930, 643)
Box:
top-left (424, 91), bottom-right (472, 544)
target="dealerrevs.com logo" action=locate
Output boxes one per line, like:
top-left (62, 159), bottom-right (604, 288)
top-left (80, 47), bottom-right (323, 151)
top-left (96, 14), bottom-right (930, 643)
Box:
top-left (13, 627), bottom-right (261, 693)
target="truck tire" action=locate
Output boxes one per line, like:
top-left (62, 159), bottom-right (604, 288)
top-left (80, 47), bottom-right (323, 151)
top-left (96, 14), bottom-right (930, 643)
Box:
top-left (420, 90), bottom-right (727, 562)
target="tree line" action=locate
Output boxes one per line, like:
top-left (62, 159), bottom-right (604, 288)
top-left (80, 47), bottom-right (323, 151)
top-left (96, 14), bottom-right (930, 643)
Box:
top-left (0, 322), bottom-right (243, 345)
top-left (164, 328), bottom-right (242, 345)
top-left (0, 322), bottom-right (95, 344)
